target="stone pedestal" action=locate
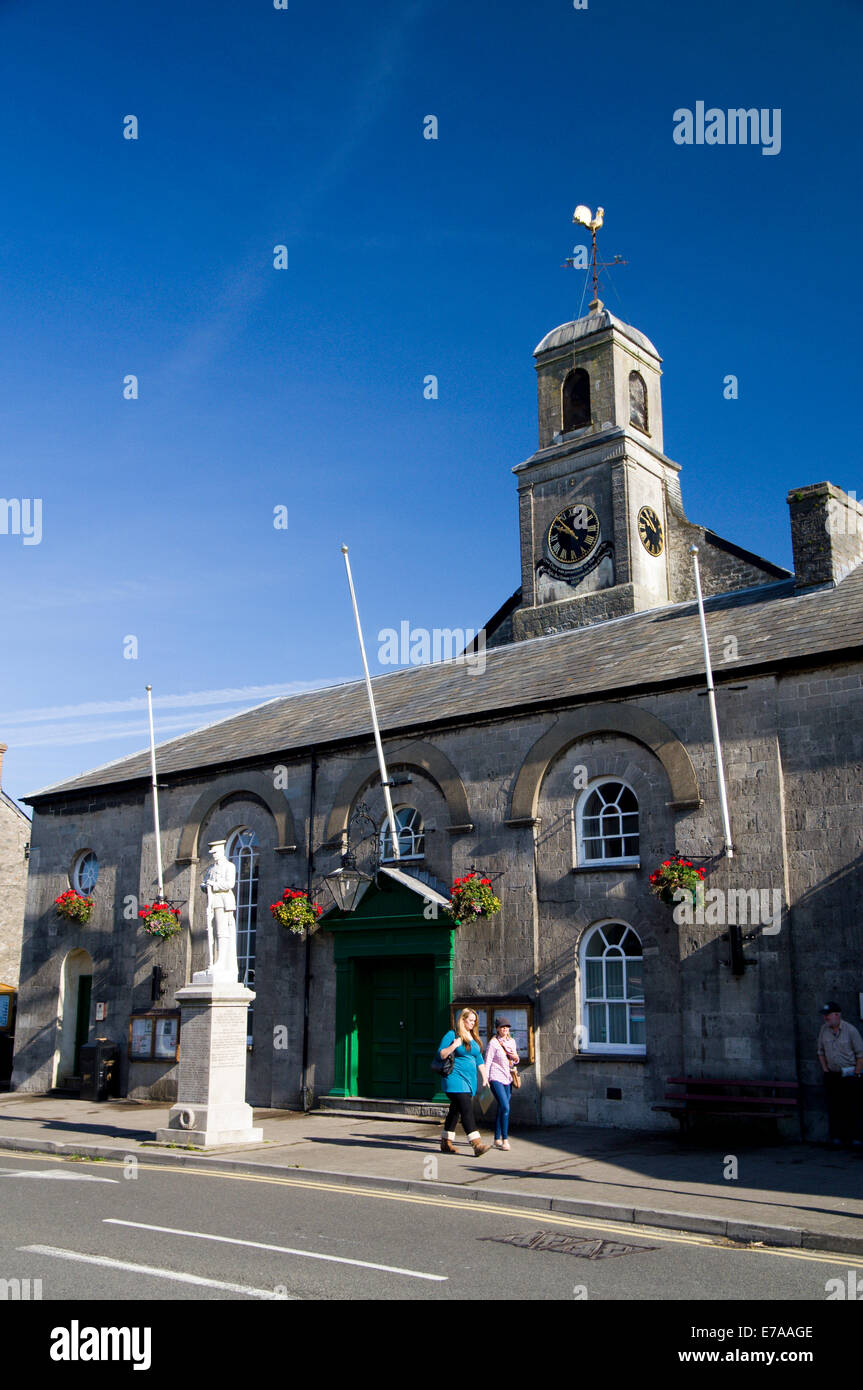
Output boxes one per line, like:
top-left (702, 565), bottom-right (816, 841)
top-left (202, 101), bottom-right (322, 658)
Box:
top-left (156, 980), bottom-right (262, 1147)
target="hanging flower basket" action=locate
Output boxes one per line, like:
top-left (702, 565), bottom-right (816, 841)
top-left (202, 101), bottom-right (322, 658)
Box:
top-left (270, 889), bottom-right (324, 935)
top-left (444, 873), bottom-right (502, 925)
top-left (139, 902), bottom-right (183, 939)
top-left (649, 857), bottom-right (706, 907)
top-left (55, 889), bottom-right (94, 924)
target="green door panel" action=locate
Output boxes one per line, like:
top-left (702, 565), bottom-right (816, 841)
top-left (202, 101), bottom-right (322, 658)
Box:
top-left (369, 964), bottom-right (407, 1097)
top-left (365, 959), bottom-right (436, 1100)
top-left (406, 966), bottom-right (436, 1099)
top-left (74, 975), bottom-right (92, 1075)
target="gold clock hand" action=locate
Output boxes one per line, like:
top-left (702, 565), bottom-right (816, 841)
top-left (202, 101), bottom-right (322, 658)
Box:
top-left (555, 519), bottom-right (579, 540)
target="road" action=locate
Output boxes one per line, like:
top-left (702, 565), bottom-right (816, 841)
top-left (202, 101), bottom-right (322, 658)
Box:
top-left (0, 1147), bottom-right (859, 1302)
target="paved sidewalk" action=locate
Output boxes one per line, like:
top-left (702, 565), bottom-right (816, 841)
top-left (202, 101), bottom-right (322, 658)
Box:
top-left (1, 1093), bottom-right (861, 1254)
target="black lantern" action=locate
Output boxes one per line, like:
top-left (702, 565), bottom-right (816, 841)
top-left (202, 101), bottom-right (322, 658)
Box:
top-left (323, 850), bottom-right (373, 914)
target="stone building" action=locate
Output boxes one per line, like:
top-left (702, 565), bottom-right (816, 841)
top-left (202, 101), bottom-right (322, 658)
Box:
top-left (11, 304), bottom-right (863, 1137)
top-left (0, 743), bottom-right (30, 989)
top-left (0, 743), bottom-right (31, 1085)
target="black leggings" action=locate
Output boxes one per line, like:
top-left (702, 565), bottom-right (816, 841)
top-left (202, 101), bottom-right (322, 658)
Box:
top-left (444, 1092), bottom-right (478, 1136)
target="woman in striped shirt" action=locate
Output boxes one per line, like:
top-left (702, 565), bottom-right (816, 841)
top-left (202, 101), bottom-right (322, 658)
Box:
top-left (485, 1017), bottom-right (520, 1151)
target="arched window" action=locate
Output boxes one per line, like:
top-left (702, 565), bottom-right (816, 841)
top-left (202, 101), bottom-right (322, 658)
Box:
top-left (72, 850), bottom-right (99, 895)
top-left (227, 827), bottom-right (259, 997)
top-left (380, 807), bottom-right (425, 862)
top-left (629, 371), bottom-right (648, 432)
top-left (580, 923), bottom-right (645, 1053)
top-left (562, 368), bottom-right (591, 432)
top-left (576, 780), bottom-right (639, 865)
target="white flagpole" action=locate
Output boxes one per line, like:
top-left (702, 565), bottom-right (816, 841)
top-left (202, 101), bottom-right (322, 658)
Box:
top-left (689, 546), bottom-right (734, 859)
top-left (341, 546), bottom-right (401, 861)
top-left (145, 684), bottom-right (166, 896)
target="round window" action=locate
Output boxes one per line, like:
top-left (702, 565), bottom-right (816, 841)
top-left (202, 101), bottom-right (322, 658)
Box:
top-left (72, 851), bottom-right (99, 895)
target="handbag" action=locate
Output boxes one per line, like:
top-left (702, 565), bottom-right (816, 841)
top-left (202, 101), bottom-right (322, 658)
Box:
top-left (431, 1053), bottom-right (454, 1077)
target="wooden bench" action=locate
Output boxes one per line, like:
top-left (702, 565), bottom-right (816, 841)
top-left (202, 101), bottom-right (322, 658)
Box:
top-left (654, 1076), bottom-right (799, 1135)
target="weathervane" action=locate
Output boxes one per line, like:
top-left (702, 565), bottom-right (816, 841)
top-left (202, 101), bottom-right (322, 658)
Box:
top-left (565, 204), bottom-right (627, 312)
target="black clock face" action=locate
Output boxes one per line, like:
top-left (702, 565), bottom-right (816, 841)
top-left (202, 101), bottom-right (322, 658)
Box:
top-left (546, 504), bottom-right (600, 567)
top-left (637, 506), bottom-right (664, 557)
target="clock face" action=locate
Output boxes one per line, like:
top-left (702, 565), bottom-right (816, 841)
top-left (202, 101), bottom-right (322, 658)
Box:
top-left (637, 505), bottom-right (664, 557)
top-left (546, 504), bottom-right (600, 567)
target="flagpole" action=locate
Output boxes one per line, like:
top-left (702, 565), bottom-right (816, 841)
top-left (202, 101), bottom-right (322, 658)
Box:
top-left (145, 684), bottom-right (166, 896)
top-left (341, 546), bottom-right (401, 861)
top-left (689, 546), bottom-right (734, 859)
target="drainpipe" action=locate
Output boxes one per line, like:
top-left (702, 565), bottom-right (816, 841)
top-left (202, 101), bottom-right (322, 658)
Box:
top-left (300, 746), bottom-right (317, 1111)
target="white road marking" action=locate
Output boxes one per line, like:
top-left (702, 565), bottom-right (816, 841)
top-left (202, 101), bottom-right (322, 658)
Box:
top-left (0, 1166), bottom-right (118, 1183)
top-left (19, 1245), bottom-right (294, 1299)
top-left (104, 1218), bottom-right (448, 1282)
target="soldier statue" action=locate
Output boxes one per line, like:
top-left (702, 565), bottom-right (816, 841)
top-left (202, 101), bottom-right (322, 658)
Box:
top-left (199, 840), bottom-right (239, 982)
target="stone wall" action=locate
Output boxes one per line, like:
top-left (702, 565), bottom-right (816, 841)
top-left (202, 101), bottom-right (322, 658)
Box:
top-left (0, 794), bottom-right (29, 988)
top-left (776, 660), bottom-right (863, 1137)
top-left (12, 655), bottom-right (862, 1139)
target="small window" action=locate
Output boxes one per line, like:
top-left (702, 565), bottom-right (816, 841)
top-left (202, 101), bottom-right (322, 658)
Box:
top-left (72, 851), bottom-right (99, 895)
top-left (562, 368), bottom-right (591, 432)
top-left (576, 780), bottom-right (639, 865)
top-left (629, 371), bottom-right (648, 432)
top-left (380, 807), bottom-right (424, 862)
top-left (580, 923), bottom-right (645, 1053)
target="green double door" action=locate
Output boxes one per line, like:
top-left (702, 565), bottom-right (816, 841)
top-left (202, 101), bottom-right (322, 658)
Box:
top-left (358, 958), bottom-right (437, 1100)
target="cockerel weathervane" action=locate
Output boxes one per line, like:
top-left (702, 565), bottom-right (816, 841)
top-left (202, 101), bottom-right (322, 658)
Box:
top-left (566, 204), bottom-right (626, 312)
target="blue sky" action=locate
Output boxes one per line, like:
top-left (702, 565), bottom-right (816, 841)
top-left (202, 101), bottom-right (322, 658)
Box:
top-left (1, 0), bottom-right (860, 805)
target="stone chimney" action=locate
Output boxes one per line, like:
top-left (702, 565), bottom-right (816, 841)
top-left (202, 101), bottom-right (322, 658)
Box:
top-left (787, 483), bottom-right (863, 590)
top-left (0, 743), bottom-right (6, 791)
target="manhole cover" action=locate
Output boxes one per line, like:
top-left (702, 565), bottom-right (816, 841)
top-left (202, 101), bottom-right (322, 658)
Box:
top-left (479, 1230), bottom-right (656, 1259)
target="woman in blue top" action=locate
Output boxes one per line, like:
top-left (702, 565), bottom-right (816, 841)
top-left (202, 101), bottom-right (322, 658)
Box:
top-left (438, 1008), bottom-right (491, 1156)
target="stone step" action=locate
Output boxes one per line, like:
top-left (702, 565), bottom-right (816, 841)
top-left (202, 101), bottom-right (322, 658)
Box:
top-left (49, 1080), bottom-right (82, 1097)
top-left (317, 1095), bottom-right (448, 1122)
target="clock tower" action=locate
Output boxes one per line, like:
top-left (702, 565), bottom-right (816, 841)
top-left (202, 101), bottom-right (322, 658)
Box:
top-left (511, 301), bottom-right (680, 641)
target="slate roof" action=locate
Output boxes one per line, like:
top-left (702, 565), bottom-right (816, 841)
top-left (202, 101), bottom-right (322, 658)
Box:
top-left (534, 309), bottom-right (660, 361)
top-left (26, 566), bottom-right (863, 805)
top-left (1, 788), bottom-right (30, 823)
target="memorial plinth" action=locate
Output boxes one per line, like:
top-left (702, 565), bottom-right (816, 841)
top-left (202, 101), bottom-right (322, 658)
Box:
top-left (156, 979), bottom-right (262, 1147)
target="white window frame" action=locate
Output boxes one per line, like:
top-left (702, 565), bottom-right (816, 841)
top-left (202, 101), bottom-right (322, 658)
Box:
top-left (578, 920), bottom-right (645, 1055)
top-left (379, 806), bottom-right (425, 863)
top-left (72, 849), bottom-right (99, 895)
top-left (226, 827), bottom-right (259, 1044)
top-left (574, 778), bottom-right (640, 868)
